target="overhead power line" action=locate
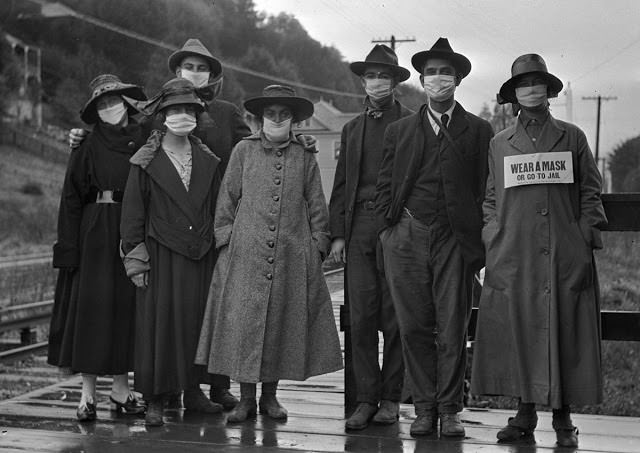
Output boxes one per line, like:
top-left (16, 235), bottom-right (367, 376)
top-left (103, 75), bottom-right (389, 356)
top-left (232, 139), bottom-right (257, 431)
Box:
top-left (21, 0), bottom-right (364, 99)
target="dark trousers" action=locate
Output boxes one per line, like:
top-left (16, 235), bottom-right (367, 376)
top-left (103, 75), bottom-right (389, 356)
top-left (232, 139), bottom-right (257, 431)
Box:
top-left (347, 208), bottom-right (403, 403)
top-left (380, 212), bottom-right (472, 414)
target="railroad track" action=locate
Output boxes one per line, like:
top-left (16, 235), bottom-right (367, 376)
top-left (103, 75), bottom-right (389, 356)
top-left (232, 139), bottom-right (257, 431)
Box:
top-left (0, 252), bottom-right (53, 269)
top-left (0, 267), bottom-right (344, 363)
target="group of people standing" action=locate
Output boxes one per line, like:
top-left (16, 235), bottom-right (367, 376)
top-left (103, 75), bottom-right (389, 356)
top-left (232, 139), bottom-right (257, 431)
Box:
top-left (47, 33), bottom-right (606, 449)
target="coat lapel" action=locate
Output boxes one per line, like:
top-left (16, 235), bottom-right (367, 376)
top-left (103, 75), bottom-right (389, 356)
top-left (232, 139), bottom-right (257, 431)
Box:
top-left (536, 115), bottom-right (566, 153)
top-left (187, 138), bottom-right (219, 213)
top-left (349, 114), bottom-right (366, 197)
top-left (508, 120), bottom-right (538, 155)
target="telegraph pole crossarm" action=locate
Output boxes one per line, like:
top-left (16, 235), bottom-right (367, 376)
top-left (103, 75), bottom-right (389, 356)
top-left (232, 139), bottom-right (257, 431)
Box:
top-left (372, 35), bottom-right (415, 51)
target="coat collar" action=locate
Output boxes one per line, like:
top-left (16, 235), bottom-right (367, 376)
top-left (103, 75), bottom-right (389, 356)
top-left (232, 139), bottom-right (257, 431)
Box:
top-left (507, 113), bottom-right (566, 154)
top-left (131, 130), bottom-right (220, 226)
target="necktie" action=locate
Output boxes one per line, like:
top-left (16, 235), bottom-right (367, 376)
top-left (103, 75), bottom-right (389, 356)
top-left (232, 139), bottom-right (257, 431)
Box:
top-left (438, 114), bottom-right (449, 139)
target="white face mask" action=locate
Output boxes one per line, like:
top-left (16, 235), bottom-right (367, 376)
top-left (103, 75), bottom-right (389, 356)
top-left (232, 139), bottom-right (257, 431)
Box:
top-left (98, 102), bottom-right (127, 125)
top-left (180, 69), bottom-right (210, 88)
top-left (364, 79), bottom-right (393, 102)
top-left (164, 113), bottom-right (197, 136)
top-left (263, 117), bottom-right (292, 143)
top-left (422, 74), bottom-right (456, 102)
top-left (515, 84), bottom-right (548, 108)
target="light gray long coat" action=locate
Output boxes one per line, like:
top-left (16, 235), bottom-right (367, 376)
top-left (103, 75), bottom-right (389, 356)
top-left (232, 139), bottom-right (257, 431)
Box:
top-left (195, 132), bottom-right (343, 383)
top-left (471, 115), bottom-right (607, 407)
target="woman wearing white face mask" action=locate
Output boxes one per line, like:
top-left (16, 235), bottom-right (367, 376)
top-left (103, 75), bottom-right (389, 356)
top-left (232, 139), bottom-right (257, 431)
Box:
top-left (120, 78), bottom-right (225, 426)
top-left (471, 54), bottom-right (607, 449)
top-left (48, 74), bottom-right (149, 422)
top-left (196, 85), bottom-right (343, 423)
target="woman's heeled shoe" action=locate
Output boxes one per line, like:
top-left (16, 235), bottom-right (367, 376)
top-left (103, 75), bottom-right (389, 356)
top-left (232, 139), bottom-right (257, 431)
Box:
top-left (76, 402), bottom-right (97, 422)
top-left (227, 398), bottom-right (257, 423)
top-left (110, 394), bottom-right (146, 415)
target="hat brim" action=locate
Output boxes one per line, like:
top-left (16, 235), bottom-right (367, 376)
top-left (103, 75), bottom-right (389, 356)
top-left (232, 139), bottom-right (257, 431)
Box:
top-left (349, 61), bottom-right (411, 83)
top-left (80, 85), bottom-right (146, 125)
top-left (156, 94), bottom-right (205, 114)
top-left (168, 50), bottom-right (222, 77)
top-left (411, 50), bottom-right (472, 78)
top-left (244, 96), bottom-right (314, 122)
top-left (498, 71), bottom-right (564, 104)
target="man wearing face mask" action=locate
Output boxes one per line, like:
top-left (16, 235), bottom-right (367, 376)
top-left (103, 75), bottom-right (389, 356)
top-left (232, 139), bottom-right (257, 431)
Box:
top-left (376, 37), bottom-right (493, 437)
top-left (471, 54), bottom-right (606, 448)
top-left (328, 44), bottom-right (411, 430)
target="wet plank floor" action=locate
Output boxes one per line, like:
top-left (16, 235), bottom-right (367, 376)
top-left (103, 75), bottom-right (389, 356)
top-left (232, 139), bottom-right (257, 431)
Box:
top-left (1, 288), bottom-right (638, 452)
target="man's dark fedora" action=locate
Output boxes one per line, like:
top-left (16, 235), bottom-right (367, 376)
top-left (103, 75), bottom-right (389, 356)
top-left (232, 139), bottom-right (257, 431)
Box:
top-left (168, 38), bottom-right (222, 77)
top-left (350, 44), bottom-right (410, 82)
top-left (411, 37), bottom-right (471, 78)
top-left (497, 54), bottom-right (563, 104)
top-left (80, 74), bottom-right (146, 124)
top-left (244, 85), bottom-right (314, 122)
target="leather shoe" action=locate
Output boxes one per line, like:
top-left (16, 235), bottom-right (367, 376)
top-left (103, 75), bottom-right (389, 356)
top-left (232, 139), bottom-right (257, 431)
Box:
top-left (345, 402), bottom-right (378, 430)
top-left (145, 398), bottom-right (164, 427)
top-left (372, 400), bottom-right (399, 424)
top-left (184, 388), bottom-right (223, 413)
top-left (259, 394), bottom-right (288, 420)
top-left (76, 401), bottom-right (97, 422)
top-left (553, 415), bottom-right (578, 448)
top-left (497, 413), bottom-right (538, 442)
top-left (210, 388), bottom-right (239, 410)
top-left (227, 398), bottom-right (257, 423)
top-left (110, 394), bottom-right (146, 415)
top-left (410, 412), bottom-right (437, 436)
top-left (440, 413), bottom-right (465, 437)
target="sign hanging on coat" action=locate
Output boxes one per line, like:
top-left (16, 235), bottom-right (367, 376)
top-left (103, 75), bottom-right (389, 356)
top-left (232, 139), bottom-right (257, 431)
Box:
top-left (504, 151), bottom-right (574, 188)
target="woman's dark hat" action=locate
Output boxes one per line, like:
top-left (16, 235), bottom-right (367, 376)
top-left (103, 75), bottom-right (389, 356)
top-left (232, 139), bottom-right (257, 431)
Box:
top-left (80, 74), bottom-right (146, 124)
top-left (411, 37), bottom-right (472, 78)
top-left (137, 78), bottom-right (205, 116)
top-left (244, 85), bottom-right (314, 122)
top-left (168, 38), bottom-right (223, 77)
top-left (497, 54), bottom-right (563, 104)
top-left (350, 45), bottom-right (410, 82)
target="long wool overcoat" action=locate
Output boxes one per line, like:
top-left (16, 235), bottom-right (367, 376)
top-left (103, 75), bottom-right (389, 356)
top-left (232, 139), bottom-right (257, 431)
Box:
top-left (48, 119), bottom-right (149, 375)
top-left (196, 132), bottom-right (343, 383)
top-left (120, 131), bottom-right (221, 397)
top-left (471, 115), bottom-right (607, 407)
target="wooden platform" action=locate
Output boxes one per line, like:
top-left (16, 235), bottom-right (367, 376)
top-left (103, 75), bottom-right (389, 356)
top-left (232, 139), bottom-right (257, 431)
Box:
top-left (1, 289), bottom-right (639, 452)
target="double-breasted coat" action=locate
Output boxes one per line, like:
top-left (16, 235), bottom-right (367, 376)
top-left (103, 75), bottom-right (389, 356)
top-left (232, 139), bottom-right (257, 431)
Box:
top-left (120, 131), bottom-right (222, 397)
top-left (48, 119), bottom-right (149, 375)
top-left (471, 115), bottom-right (607, 407)
top-left (195, 132), bottom-right (343, 383)
top-left (375, 103), bottom-right (493, 271)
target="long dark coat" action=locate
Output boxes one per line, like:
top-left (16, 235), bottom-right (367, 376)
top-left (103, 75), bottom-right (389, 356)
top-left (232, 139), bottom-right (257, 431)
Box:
top-left (48, 119), bottom-right (149, 375)
top-left (195, 133), bottom-right (343, 383)
top-left (120, 131), bottom-right (222, 397)
top-left (375, 103), bottom-right (493, 271)
top-left (471, 115), bottom-right (607, 407)
top-left (329, 101), bottom-right (412, 245)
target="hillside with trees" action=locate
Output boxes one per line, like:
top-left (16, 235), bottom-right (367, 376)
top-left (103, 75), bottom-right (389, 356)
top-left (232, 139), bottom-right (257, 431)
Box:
top-left (0, 0), bottom-right (424, 128)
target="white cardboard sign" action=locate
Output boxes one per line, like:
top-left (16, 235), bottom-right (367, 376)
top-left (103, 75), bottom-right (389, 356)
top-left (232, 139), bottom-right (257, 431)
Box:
top-left (504, 151), bottom-right (574, 188)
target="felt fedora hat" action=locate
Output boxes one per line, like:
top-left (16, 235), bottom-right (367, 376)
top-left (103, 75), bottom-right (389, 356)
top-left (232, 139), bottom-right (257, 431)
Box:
top-left (140, 78), bottom-right (205, 116)
top-left (497, 53), bottom-right (563, 104)
top-left (350, 44), bottom-right (410, 82)
top-left (411, 37), bottom-right (472, 78)
top-left (80, 74), bottom-right (146, 124)
top-left (168, 38), bottom-right (222, 77)
top-left (244, 85), bottom-right (314, 122)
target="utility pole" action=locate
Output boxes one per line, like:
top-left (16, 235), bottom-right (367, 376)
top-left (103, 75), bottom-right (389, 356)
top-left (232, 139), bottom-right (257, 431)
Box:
top-left (372, 35), bottom-right (415, 51)
top-left (582, 95), bottom-right (617, 161)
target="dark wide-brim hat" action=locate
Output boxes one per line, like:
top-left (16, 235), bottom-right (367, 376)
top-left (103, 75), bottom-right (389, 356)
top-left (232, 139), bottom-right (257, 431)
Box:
top-left (350, 44), bottom-right (410, 82)
top-left (411, 37), bottom-right (471, 79)
top-left (168, 38), bottom-right (222, 77)
top-left (497, 53), bottom-right (563, 104)
top-left (244, 85), bottom-right (314, 122)
top-left (135, 78), bottom-right (205, 116)
top-left (80, 74), bottom-right (146, 124)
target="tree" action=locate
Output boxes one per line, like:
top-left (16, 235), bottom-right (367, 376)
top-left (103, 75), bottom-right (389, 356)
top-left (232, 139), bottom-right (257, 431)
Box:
top-left (479, 102), bottom-right (516, 133)
top-left (608, 136), bottom-right (640, 192)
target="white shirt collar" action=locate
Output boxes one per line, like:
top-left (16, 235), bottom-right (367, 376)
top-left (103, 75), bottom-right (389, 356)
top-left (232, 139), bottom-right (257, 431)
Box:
top-left (427, 101), bottom-right (456, 135)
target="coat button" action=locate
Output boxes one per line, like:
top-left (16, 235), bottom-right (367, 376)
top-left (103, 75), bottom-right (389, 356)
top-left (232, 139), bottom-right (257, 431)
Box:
top-left (274, 178), bottom-right (281, 185)
top-left (276, 151), bottom-right (283, 157)
top-left (542, 248), bottom-right (549, 255)
top-left (188, 225), bottom-right (193, 230)
top-left (273, 195), bottom-right (280, 201)
top-left (267, 257), bottom-right (274, 264)
top-left (266, 273), bottom-right (273, 280)
top-left (128, 141), bottom-right (136, 148)
top-left (267, 240), bottom-right (274, 248)
top-left (269, 225), bottom-right (276, 231)
top-left (275, 163), bottom-right (282, 170)
top-left (541, 208), bottom-right (548, 216)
